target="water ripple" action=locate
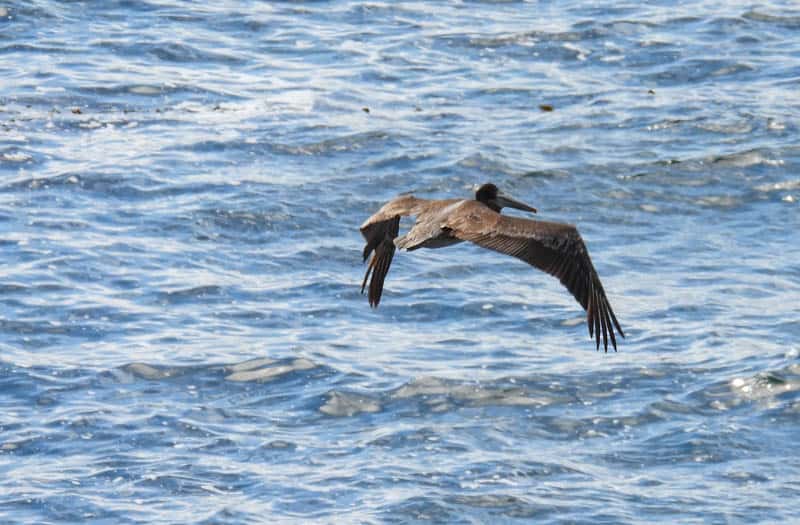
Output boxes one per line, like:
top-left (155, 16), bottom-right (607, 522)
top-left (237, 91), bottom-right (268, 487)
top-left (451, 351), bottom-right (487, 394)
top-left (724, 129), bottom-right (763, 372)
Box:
top-left (2, 0), bottom-right (800, 523)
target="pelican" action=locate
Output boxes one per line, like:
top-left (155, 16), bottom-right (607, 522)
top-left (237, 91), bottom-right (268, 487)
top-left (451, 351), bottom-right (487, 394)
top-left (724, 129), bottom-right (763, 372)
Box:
top-left (360, 183), bottom-right (625, 351)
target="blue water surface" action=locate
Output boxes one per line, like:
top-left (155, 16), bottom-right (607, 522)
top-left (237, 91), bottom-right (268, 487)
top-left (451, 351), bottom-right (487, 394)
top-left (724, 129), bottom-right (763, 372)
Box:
top-left (1, 1), bottom-right (800, 523)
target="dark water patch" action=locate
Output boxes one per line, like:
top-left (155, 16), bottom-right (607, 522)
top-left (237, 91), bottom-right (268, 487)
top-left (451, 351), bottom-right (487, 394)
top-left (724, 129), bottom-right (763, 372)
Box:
top-left (174, 130), bottom-right (404, 159)
top-left (109, 357), bottom-right (344, 402)
top-left (0, 318), bottom-right (113, 341)
top-left (707, 148), bottom-right (783, 167)
top-left (344, 2), bottom-right (432, 24)
top-left (601, 425), bottom-right (762, 467)
top-left (211, 15), bottom-right (271, 36)
top-left (1, 171), bottom-right (245, 204)
top-left (192, 207), bottom-right (296, 243)
top-left (744, 10), bottom-right (800, 28)
top-left (437, 26), bottom-right (611, 52)
top-left (0, 283), bottom-right (30, 294)
top-left (283, 130), bottom-right (404, 156)
top-left (1, 172), bottom-right (129, 195)
top-left (172, 137), bottom-right (286, 156)
top-left (381, 496), bottom-right (462, 523)
top-left (702, 15), bottom-right (754, 33)
top-left (445, 494), bottom-right (560, 521)
top-left (364, 150), bottom-right (439, 172)
top-left (155, 285), bottom-right (225, 305)
top-left (646, 59), bottom-right (756, 85)
top-left (94, 41), bottom-right (246, 66)
top-left (27, 218), bottom-right (91, 231)
top-left (455, 152), bottom-right (517, 177)
top-left (0, 43), bottom-right (82, 55)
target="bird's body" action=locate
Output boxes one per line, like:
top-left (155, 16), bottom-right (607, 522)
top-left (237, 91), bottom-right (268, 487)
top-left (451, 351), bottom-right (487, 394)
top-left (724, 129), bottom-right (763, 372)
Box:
top-left (360, 183), bottom-right (625, 351)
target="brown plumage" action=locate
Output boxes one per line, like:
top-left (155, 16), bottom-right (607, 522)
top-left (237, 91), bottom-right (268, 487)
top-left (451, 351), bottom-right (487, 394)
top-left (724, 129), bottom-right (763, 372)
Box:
top-left (360, 183), bottom-right (625, 351)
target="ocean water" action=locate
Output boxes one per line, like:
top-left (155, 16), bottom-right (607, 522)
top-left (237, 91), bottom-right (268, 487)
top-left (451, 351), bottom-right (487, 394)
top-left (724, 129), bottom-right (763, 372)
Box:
top-left (1, 1), bottom-right (800, 523)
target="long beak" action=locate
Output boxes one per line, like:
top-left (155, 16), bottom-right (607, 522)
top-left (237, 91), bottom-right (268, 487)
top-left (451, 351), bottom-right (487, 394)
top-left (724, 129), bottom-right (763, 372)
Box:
top-left (496, 191), bottom-right (537, 213)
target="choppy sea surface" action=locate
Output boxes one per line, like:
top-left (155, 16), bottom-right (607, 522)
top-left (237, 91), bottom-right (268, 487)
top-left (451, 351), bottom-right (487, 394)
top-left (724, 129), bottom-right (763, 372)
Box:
top-left (2, 1), bottom-right (800, 523)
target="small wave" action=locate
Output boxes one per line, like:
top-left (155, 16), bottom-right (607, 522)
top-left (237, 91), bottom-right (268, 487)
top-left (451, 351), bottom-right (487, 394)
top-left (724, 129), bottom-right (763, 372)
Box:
top-left (93, 41), bottom-right (244, 65)
top-left (157, 285), bottom-right (223, 304)
top-left (75, 83), bottom-right (228, 102)
top-left (0, 43), bottom-right (78, 55)
top-left (391, 376), bottom-right (569, 408)
top-left (689, 357), bottom-right (800, 414)
top-left (193, 207), bottom-right (292, 235)
top-left (754, 179), bottom-right (800, 193)
top-left (743, 10), bottom-right (800, 28)
top-left (708, 149), bottom-right (783, 167)
top-left (319, 391), bottom-right (381, 416)
top-left (456, 152), bottom-right (515, 176)
top-left (0, 151), bottom-right (32, 163)
top-left (281, 130), bottom-right (400, 156)
top-left (646, 59), bottom-right (755, 85)
top-left (116, 356), bottom-right (325, 384)
top-left (120, 362), bottom-right (176, 380)
top-left (694, 194), bottom-right (742, 209)
top-left (601, 426), bottom-right (756, 467)
top-left (727, 368), bottom-right (800, 407)
top-left (225, 357), bottom-right (316, 382)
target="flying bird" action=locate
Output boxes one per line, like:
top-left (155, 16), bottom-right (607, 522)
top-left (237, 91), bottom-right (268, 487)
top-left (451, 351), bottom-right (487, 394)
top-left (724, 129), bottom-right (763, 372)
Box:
top-left (360, 183), bottom-right (624, 351)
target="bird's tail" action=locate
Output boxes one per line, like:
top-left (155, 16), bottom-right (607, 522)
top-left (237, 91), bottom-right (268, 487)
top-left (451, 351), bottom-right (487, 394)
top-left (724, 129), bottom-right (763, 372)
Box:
top-left (360, 216), bottom-right (400, 307)
top-left (361, 238), bottom-right (396, 307)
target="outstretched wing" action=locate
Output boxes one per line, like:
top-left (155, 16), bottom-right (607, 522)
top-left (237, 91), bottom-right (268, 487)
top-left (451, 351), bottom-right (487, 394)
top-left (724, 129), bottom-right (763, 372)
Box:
top-left (446, 202), bottom-right (624, 351)
top-left (360, 195), bottom-right (424, 307)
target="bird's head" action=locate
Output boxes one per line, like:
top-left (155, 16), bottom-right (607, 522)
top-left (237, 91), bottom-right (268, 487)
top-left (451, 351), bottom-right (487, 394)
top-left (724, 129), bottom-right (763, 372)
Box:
top-left (474, 183), bottom-right (537, 214)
